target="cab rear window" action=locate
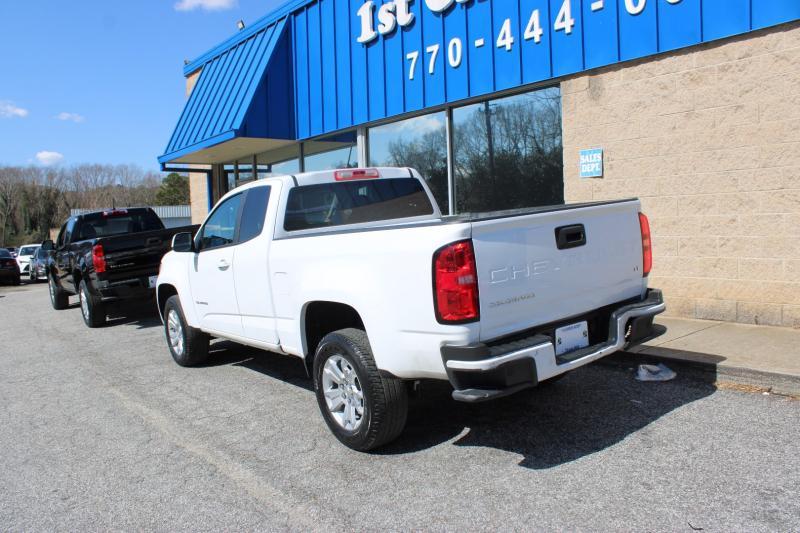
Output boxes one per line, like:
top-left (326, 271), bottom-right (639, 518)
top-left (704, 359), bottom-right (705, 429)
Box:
top-left (284, 178), bottom-right (434, 232)
top-left (76, 210), bottom-right (163, 240)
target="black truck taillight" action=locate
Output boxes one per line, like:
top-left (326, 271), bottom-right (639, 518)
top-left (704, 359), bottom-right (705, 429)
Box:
top-left (433, 240), bottom-right (480, 324)
top-left (92, 244), bottom-right (106, 273)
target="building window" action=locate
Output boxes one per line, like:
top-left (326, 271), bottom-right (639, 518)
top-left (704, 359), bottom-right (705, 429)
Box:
top-left (303, 131), bottom-right (358, 171)
top-left (368, 112), bottom-right (449, 214)
top-left (257, 145), bottom-right (302, 178)
top-left (452, 87), bottom-right (563, 214)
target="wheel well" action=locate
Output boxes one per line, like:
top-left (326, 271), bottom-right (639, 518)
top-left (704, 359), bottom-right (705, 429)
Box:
top-left (304, 301), bottom-right (365, 362)
top-left (157, 284), bottom-right (178, 316)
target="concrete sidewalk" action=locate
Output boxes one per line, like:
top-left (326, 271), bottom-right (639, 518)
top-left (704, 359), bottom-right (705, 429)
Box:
top-left (623, 317), bottom-right (800, 396)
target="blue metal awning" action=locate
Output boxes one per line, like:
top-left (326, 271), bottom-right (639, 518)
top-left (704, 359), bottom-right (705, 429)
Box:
top-left (159, 17), bottom-right (293, 165)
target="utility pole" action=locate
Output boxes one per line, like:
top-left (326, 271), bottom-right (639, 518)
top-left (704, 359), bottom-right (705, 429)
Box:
top-left (484, 101), bottom-right (496, 205)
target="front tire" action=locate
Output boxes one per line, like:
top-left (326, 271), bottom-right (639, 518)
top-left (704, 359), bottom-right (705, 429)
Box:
top-left (163, 295), bottom-right (209, 367)
top-left (313, 328), bottom-right (408, 452)
top-left (79, 279), bottom-right (106, 328)
top-left (49, 275), bottom-right (69, 310)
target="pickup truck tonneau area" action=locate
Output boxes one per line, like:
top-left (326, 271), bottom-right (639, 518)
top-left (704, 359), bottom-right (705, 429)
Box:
top-left (157, 167), bottom-right (665, 451)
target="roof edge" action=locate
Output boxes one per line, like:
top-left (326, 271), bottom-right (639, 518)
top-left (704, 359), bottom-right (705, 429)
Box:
top-left (158, 130), bottom-right (238, 165)
top-left (183, 0), bottom-right (306, 76)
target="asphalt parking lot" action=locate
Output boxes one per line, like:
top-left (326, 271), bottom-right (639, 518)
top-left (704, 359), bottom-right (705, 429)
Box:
top-left (1, 282), bottom-right (798, 531)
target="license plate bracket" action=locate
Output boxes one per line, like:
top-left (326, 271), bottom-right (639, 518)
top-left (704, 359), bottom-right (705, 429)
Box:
top-left (555, 321), bottom-right (589, 356)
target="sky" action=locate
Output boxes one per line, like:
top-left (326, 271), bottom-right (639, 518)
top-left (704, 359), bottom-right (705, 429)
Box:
top-left (0, 0), bottom-right (286, 172)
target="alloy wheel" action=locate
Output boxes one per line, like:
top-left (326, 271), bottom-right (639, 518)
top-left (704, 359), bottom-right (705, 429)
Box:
top-left (167, 309), bottom-right (185, 357)
top-left (322, 355), bottom-right (365, 431)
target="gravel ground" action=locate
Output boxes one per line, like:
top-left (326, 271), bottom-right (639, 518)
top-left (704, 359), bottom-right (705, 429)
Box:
top-left (1, 282), bottom-right (798, 531)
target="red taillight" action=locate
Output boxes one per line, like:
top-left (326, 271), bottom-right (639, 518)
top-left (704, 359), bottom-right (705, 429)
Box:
top-left (92, 244), bottom-right (106, 273)
top-left (334, 168), bottom-right (380, 181)
top-left (639, 212), bottom-right (652, 277)
top-left (433, 240), bottom-right (480, 323)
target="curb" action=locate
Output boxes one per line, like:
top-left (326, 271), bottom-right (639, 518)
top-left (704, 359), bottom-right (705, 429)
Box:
top-left (607, 351), bottom-right (800, 398)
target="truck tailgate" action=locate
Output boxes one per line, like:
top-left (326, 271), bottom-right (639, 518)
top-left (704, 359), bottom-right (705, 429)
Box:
top-left (470, 200), bottom-right (646, 342)
top-left (99, 225), bottom-right (197, 280)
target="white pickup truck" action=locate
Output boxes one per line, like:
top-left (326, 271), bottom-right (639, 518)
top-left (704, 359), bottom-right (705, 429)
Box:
top-left (157, 167), bottom-right (664, 451)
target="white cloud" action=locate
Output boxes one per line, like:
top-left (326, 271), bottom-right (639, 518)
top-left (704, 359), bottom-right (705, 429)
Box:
top-left (36, 151), bottom-right (64, 166)
top-left (174, 0), bottom-right (237, 11)
top-left (55, 112), bottom-right (85, 123)
top-left (379, 115), bottom-right (445, 136)
top-left (0, 101), bottom-right (29, 118)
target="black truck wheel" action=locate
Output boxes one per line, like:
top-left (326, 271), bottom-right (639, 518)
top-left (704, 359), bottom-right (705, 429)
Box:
top-left (49, 275), bottom-right (69, 310)
top-left (313, 328), bottom-right (408, 452)
top-left (79, 279), bottom-right (106, 328)
top-left (163, 295), bottom-right (209, 367)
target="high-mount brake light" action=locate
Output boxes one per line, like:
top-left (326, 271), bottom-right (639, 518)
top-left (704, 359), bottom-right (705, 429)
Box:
top-left (92, 244), bottom-right (107, 274)
top-left (334, 168), bottom-right (381, 181)
top-left (433, 240), bottom-right (480, 324)
top-left (102, 209), bottom-right (129, 217)
top-left (639, 212), bottom-right (652, 277)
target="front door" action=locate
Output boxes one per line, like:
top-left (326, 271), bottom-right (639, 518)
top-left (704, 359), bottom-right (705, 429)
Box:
top-left (190, 193), bottom-right (244, 337)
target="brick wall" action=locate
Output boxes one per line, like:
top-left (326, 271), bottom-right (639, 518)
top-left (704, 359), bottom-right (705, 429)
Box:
top-left (561, 22), bottom-right (800, 328)
top-left (189, 172), bottom-right (209, 224)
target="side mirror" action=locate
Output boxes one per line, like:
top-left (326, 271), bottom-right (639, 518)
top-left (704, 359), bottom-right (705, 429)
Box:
top-left (171, 232), bottom-right (194, 253)
top-left (41, 240), bottom-right (55, 252)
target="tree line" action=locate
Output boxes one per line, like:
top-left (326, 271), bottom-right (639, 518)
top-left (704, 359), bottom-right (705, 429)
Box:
top-left (0, 164), bottom-right (189, 247)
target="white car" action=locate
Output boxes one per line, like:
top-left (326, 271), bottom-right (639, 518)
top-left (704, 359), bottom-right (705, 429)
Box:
top-left (15, 244), bottom-right (40, 278)
top-left (156, 167), bottom-right (665, 450)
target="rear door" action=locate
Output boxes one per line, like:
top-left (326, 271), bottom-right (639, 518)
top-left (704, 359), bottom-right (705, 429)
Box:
top-left (470, 201), bottom-right (646, 342)
top-left (232, 184), bottom-right (280, 346)
top-left (189, 193), bottom-right (244, 337)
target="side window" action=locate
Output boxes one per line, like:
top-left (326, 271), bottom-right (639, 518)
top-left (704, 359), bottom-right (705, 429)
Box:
top-left (64, 219), bottom-right (77, 245)
top-left (198, 194), bottom-right (243, 251)
top-left (56, 224), bottom-right (67, 248)
top-left (238, 186), bottom-right (271, 243)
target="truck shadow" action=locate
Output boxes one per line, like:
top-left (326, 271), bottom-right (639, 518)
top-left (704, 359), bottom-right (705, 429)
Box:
top-left (104, 301), bottom-right (163, 330)
top-left (198, 341), bottom-right (717, 469)
top-left (385, 364), bottom-right (717, 469)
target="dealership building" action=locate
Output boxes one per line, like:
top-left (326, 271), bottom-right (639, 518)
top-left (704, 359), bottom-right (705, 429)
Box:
top-left (159, 0), bottom-right (800, 327)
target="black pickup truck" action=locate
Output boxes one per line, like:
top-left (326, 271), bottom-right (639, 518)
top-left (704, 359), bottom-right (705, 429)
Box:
top-left (42, 208), bottom-right (199, 328)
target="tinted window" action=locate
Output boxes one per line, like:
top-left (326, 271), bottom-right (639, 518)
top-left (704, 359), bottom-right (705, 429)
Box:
top-left (76, 210), bottom-right (163, 240)
top-left (0, 249), bottom-right (11, 258)
top-left (239, 186), bottom-right (271, 243)
top-left (284, 178), bottom-right (434, 232)
top-left (64, 219), bottom-right (77, 244)
top-left (200, 194), bottom-right (242, 250)
top-left (56, 223), bottom-right (67, 247)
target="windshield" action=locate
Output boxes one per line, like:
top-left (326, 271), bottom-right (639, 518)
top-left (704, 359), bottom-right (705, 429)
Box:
top-left (0, 250), bottom-right (11, 258)
top-left (19, 246), bottom-right (38, 256)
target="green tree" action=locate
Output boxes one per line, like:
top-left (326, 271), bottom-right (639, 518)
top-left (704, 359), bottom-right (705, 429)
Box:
top-left (155, 173), bottom-right (189, 206)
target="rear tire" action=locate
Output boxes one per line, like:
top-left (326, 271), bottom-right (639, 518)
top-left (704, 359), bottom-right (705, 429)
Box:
top-left (12, 275), bottom-right (20, 286)
top-left (79, 279), bottom-right (106, 328)
top-left (313, 328), bottom-right (408, 451)
top-left (164, 295), bottom-right (209, 367)
top-left (49, 275), bottom-right (69, 310)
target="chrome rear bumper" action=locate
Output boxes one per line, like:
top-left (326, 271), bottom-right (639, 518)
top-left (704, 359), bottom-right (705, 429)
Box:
top-left (441, 289), bottom-right (666, 402)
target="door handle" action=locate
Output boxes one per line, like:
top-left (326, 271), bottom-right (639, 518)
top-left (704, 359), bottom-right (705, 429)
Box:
top-left (217, 259), bottom-right (230, 271)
